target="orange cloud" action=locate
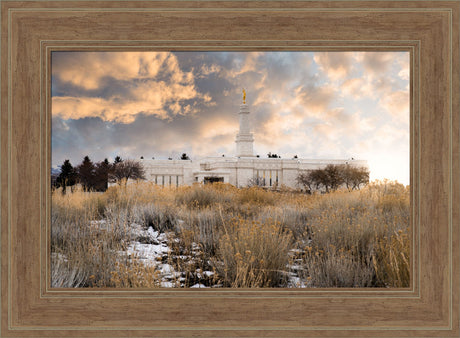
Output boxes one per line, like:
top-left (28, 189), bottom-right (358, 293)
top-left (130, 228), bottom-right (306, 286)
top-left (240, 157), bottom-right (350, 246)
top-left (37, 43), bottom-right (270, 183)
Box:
top-left (294, 84), bottom-right (336, 114)
top-left (199, 117), bottom-right (238, 139)
top-left (52, 52), bottom-right (211, 123)
top-left (359, 52), bottom-right (394, 78)
top-left (397, 53), bottom-right (410, 81)
top-left (380, 90), bottom-right (410, 122)
top-left (314, 52), bottom-right (354, 80)
top-left (341, 78), bottom-right (366, 99)
top-left (54, 52), bottom-right (172, 90)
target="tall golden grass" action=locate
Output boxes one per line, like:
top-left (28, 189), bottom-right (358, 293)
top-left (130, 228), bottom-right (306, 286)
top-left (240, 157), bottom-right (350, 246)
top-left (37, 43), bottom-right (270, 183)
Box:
top-left (51, 180), bottom-right (410, 288)
top-left (217, 218), bottom-right (293, 287)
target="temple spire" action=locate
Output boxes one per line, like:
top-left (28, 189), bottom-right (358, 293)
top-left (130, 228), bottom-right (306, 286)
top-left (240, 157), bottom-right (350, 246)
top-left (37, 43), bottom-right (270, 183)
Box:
top-left (235, 91), bottom-right (254, 157)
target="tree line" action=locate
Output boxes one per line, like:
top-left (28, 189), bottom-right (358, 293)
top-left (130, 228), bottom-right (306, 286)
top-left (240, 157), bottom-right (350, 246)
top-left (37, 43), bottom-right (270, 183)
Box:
top-left (296, 164), bottom-right (369, 193)
top-left (54, 156), bottom-right (145, 192)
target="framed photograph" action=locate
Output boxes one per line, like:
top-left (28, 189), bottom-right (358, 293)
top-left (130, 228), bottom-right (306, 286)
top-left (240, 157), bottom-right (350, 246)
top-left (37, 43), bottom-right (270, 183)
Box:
top-left (1, 1), bottom-right (459, 336)
top-left (50, 50), bottom-right (410, 291)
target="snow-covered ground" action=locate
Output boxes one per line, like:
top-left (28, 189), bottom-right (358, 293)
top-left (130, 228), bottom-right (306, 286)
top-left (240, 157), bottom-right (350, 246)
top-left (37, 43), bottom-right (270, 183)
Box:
top-left (122, 223), bottom-right (308, 288)
top-left (122, 223), bottom-right (217, 288)
top-left (86, 220), bottom-right (309, 288)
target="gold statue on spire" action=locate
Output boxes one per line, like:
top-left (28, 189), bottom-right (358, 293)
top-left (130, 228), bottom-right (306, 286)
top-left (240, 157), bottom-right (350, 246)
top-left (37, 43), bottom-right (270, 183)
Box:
top-left (243, 88), bottom-right (246, 104)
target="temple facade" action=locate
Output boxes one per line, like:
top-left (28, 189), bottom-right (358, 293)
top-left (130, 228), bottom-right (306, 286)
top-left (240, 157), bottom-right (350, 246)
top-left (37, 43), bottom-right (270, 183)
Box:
top-left (140, 94), bottom-right (368, 189)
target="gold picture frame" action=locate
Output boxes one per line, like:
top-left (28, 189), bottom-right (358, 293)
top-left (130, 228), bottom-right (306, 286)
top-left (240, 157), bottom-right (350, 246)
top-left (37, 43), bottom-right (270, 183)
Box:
top-left (1, 1), bottom-right (459, 336)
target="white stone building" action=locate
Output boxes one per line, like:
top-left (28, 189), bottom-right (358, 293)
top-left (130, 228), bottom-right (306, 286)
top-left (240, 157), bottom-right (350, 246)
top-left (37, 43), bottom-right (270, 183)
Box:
top-left (140, 97), bottom-right (368, 189)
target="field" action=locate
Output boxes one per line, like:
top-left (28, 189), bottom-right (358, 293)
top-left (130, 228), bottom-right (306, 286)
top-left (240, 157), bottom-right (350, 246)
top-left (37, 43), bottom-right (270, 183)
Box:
top-left (51, 180), bottom-right (410, 288)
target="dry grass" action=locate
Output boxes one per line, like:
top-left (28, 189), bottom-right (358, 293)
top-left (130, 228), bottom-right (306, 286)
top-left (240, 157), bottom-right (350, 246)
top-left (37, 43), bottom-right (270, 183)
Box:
top-left (110, 258), bottom-right (163, 288)
top-left (51, 186), bottom-right (129, 287)
top-left (51, 180), bottom-right (410, 288)
top-left (216, 218), bottom-right (293, 287)
top-left (292, 181), bottom-right (410, 287)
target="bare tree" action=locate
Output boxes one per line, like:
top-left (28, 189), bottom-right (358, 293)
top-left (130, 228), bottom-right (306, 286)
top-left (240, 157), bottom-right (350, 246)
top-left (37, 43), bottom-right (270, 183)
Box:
top-left (338, 164), bottom-right (353, 191)
top-left (310, 168), bottom-right (328, 191)
top-left (296, 171), bottom-right (314, 193)
top-left (350, 166), bottom-right (370, 190)
top-left (109, 159), bottom-right (146, 185)
top-left (323, 164), bottom-right (342, 192)
top-left (296, 164), bottom-right (369, 193)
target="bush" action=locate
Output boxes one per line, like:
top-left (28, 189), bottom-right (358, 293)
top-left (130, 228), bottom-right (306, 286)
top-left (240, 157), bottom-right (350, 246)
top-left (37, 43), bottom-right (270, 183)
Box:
top-left (51, 187), bottom-right (130, 287)
top-left (373, 229), bottom-right (410, 287)
top-left (131, 203), bottom-right (177, 232)
top-left (216, 218), bottom-right (293, 287)
top-left (175, 184), bottom-right (230, 208)
top-left (110, 258), bottom-right (162, 288)
top-left (300, 246), bottom-right (375, 287)
top-left (295, 183), bottom-right (410, 288)
top-left (175, 207), bottom-right (226, 256)
top-left (237, 186), bottom-right (276, 205)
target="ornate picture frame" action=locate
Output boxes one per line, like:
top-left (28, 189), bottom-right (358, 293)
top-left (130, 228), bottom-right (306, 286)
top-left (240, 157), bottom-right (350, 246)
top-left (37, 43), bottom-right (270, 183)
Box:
top-left (1, 1), bottom-right (459, 336)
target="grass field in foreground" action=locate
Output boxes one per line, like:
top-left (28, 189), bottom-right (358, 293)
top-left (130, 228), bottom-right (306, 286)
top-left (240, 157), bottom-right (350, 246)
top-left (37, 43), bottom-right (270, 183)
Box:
top-left (51, 180), bottom-right (410, 288)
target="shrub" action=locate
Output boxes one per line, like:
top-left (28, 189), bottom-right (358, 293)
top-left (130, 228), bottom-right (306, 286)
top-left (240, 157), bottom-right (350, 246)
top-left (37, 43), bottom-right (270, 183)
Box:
top-left (110, 258), bottom-right (162, 288)
top-left (216, 218), bottom-right (293, 287)
top-left (373, 229), bottom-right (410, 287)
top-left (300, 246), bottom-right (375, 287)
top-left (51, 188), bottom-right (131, 287)
top-left (295, 182), bottom-right (410, 288)
top-left (237, 186), bottom-right (276, 206)
top-left (256, 205), bottom-right (311, 240)
top-left (175, 184), bottom-right (230, 208)
top-left (131, 203), bottom-right (177, 232)
top-left (175, 207), bottom-right (226, 255)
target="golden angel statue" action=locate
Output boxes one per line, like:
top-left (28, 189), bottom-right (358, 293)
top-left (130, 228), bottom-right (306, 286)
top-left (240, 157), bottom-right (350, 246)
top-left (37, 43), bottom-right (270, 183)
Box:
top-left (243, 88), bottom-right (246, 104)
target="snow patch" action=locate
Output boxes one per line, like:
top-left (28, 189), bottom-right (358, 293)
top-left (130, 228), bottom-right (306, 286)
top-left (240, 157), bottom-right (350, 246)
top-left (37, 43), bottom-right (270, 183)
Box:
top-left (190, 283), bottom-right (208, 288)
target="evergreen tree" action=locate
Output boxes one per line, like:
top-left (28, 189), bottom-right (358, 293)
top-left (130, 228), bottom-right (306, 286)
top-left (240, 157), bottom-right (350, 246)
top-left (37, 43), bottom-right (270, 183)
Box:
top-left (94, 158), bottom-right (111, 191)
top-left (113, 156), bottom-right (123, 164)
top-left (267, 152), bottom-right (279, 158)
top-left (56, 159), bottom-right (77, 193)
top-left (77, 156), bottom-right (96, 190)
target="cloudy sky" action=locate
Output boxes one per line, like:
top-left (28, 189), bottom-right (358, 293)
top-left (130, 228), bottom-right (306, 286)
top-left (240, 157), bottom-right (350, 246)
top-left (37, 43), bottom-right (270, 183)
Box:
top-left (52, 51), bottom-right (410, 185)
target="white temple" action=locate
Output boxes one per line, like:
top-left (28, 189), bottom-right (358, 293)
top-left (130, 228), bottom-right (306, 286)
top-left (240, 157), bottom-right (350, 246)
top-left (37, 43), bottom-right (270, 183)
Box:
top-left (140, 91), bottom-right (368, 189)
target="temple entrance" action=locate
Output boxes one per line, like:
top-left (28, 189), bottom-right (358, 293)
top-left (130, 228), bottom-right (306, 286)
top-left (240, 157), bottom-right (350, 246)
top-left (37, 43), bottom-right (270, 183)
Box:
top-left (204, 177), bottom-right (224, 184)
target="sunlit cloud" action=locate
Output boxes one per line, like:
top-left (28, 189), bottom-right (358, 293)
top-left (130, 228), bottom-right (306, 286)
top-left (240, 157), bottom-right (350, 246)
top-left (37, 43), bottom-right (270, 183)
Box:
top-left (199, 63), bottom-right (222, 77)
top-left (198, 117), bottom-right (238, 140)
top-left (398, 61), bottom-right (410, 81)
top-left (380, 90), bottom-right (410, 122)
top-left (313, 52), bottom-right (354, 80)
top-left (53, 52), bottom-right (171, 90)
top-left (52, 52), bottom-right (212, 123)
top-left (341, 78), bottom-right (366, 99)
top-left (358, 52), bottom-right (394, 77)
top-left (294, 83), bottom-right (336, 114)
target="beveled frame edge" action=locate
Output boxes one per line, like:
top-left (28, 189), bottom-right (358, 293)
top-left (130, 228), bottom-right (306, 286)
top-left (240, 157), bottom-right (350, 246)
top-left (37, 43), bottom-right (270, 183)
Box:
top-left (2, 1), bottom-right (458, 336)
top-left (41, 41), bottom-right (420, 300)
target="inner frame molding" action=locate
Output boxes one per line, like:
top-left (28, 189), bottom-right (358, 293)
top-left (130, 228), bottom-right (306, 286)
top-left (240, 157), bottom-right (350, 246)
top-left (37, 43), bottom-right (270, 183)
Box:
top-left (1, 2), bottom-right (459, 337)
top-left (41, 40), bottom-right (420, 298)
